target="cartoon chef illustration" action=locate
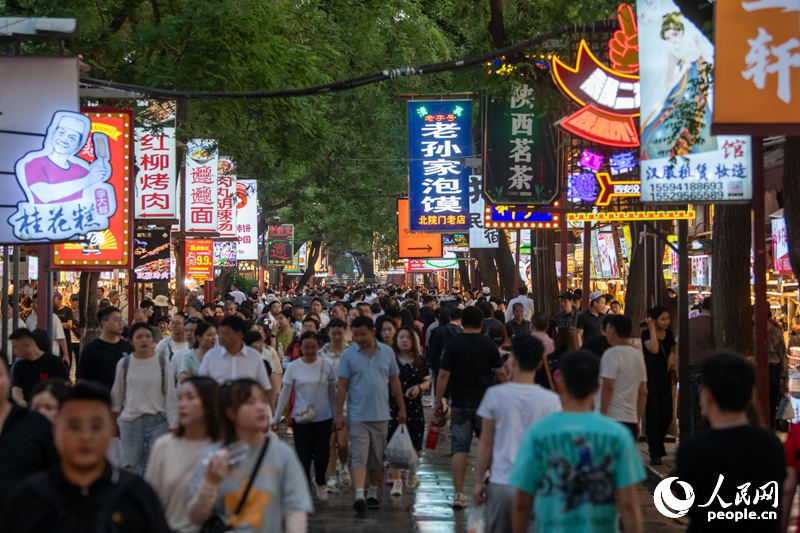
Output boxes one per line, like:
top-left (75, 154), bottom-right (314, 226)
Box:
top-left (10, 110), bottom-right (116, 240)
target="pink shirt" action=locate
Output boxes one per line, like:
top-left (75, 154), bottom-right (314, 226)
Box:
top-left (531, 331), bottom-right (554, 358)
top-left (25, 156), bottom-right (87, 203)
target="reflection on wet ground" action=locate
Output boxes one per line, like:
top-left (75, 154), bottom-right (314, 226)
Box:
top-left (290, 406), bottom-right (684, 532)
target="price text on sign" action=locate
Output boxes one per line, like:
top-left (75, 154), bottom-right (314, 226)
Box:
top-left (185, 239), bottom-right (213, 281)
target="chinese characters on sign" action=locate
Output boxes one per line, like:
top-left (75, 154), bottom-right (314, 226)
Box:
top-left (185, 239), bottom-right (213, 281)
top-left (485, 85), bottom-right (558, 205)
top-left (268, 224), bottom-right (294, 240)
top-left (134, 227), bottom-right (170, 281)
top-left (267, 239), bottom-right (294, 266)
top-left (636, 0), bottom-right (753, 203)
top-left (468, 175), bottom-right (499, 248)
top-left (407, 101), bottom-right (471, 232)
top-left (185, 140), bottom-right (218, 233)
top-left (53, 110), bottom-right (133, 268)
top-left (772, 216), bottom-right (793, 274)
top-left (484, 204), bottom-right (557, 229)
top-left (713, 0), bottom-right (800, 133)
top-left (216, 156), bottom-right (236, 239)
top-left (134, 127), bottom-right (176, 219)
top-left (236, 179), bottom-right (258, 260)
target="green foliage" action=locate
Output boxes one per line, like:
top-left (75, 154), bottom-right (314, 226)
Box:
top-left (2, 0), bottom-right (620, 256)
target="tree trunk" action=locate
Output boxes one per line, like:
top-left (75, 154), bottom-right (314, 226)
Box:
top-left (215, 268), bottom-right (234, 297)
top-left (456, 252), bottom-right (472, 293)
top-left (496, 229), bottom-right (522, 302)
top-left (532, 229), bottom-right (559, 316)
top-left (79, 271), bottom-right (101, 346)
top-left (711, 204), bottom-right (754, 355)
top-left (474, 248), bottom-right (500, 295)
top-left (782, 137), bottom-right (800, 279)
top-left (296, 239), bottom-right (322, 290)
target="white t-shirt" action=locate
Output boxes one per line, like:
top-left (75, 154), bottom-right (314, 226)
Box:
top-left (156, 336), bottom-right (188, 380)
top-left (145, 434), bottom-right (211, 533)
top-left (598, 344), bottom-right (647, 423)
top-left (281, 357), bottom-right (336, 422)
top-left (229, 290), bottom-right (247, 305)
top-left (476, 382), bottom-right (561, 485)
top-left (110, 354), bottom-right (178, 427)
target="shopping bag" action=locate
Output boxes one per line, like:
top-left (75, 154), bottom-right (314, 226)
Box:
top-left (385, 424), bottom-right (419, 470)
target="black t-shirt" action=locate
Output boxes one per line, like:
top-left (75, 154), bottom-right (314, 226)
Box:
top-left (481, 318), bottom-right (504, 335)
top-left (675, 425), bottom-right (785, 533)
top-left (577, 310), bottom-right (603, 343)
top-left (641, 329), bottom-right (675, 386)
top-left (77, 338), bottom-right (133, 391)
top-left (11, 354), bottom-right (68, 402)
top-left (440, 333), bottom-right (503, 408)
top-left (53, 306), bottom-right (73, 327)
top-left (0, 404), bottom-right (58, 511)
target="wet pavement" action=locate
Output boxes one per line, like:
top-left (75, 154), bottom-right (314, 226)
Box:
top-left (274, 405), bottom-right (687, 532)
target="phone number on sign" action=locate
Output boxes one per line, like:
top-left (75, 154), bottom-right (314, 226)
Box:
top-left (647, 182), bottom-right (724, 202)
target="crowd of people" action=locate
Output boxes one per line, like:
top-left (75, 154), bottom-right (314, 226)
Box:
top-left (0, 281), bottom-right (794, 532)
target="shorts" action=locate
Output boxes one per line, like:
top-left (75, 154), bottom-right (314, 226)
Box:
top-left (486, 482), bottom-right (517, 532)
top-left (349, 421), bottom-right (389, 470)
top-left (450, 407), bottom-right (481, 455)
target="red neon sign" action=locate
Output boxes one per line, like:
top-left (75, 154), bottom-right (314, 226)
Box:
top-left (594, 172), bottom-right (641, 206)
top-left (556, 105), bottom-right (639, 148)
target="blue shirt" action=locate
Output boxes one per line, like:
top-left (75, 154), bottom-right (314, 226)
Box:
top-left (509, 411), bottom-right (645, 533)
top-left (337, 341), bottom-right (399, 422)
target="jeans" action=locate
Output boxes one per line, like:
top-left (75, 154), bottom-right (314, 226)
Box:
top-left (450, 407), bottom-right (481, 455)
top-left (292, 418), bottom-right (332, 486)
top-left (118, 413), bottom-right (168, 473)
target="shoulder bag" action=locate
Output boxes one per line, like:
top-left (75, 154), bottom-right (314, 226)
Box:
top-left (199, 437), bottom-right (270, 533)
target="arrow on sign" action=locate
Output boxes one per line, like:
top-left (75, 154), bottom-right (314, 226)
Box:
top-left (409, 245), bottom-right (433, 252)
top-left (595, 171), bottom-right (641, 206)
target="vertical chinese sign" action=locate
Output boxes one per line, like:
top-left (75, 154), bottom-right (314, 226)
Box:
top-left (772, 216), bottom-right (792, 275)
top-left (236, 179), bottom-right (258, 260)
top-left (134, 227), bottom-right (170, 281)
top-left (407, 101), bottom-right (471, 232)
top-left (217, 156), bottom-right (236, 239)
top-left (53, 110), bottom-right (133, 268)
top-left (484, 84), bottom-right (557, 205)
top-left (134, 102), bottom-right (176, 219)
top-left (185, 140), bottom-right (218, 233)
top-left (636, 1), bottom-right (752, 203)
top-left (468, 174), bottom-right (499, 248)
top-left (185, 239), bottom-right (213, 281)
top-left (713, 1), bottom-right (800, 134)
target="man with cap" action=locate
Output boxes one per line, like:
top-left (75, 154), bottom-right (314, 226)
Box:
top-left (550, 292), bottom-right (580, 337)
top-left (577, 291), bottom-right (607, 347)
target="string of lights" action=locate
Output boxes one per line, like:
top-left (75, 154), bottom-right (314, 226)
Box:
top-left (79, 20), bottom-right (615, 100)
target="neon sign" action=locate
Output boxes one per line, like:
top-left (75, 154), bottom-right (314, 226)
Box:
top-left (551, 4), bottom-right (641, 148)
top-left (595, 172), bottom-right (641, 206)
top-left (567, 209), bottom-right (695, 223)
top-left (484, 204), bottom-right (558, 229)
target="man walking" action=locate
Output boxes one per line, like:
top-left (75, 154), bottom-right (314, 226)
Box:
top-left (599, 315), bottom-right (647, 438)
top-left (78, 307), bottom-right (133, 391)
top-left (550, 292), bottom-right (579, 336)
top-left (435, 306), bottom-right (507, 509)
top-left (675, 353), bottom-right (785, 532)
top-left (687, 297), bottom-right (714, 435)
top-left (335, 316), bottom-right (406, 513)
top-left (510, 350), bottom-right (645, 533)
top-left (576, 291), bottom-right (606, 346)
top-left (473, 335), bottom-right (560, 530)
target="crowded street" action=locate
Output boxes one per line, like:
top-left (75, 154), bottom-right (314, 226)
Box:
top-left (2, 0), bottom-right (800, 532)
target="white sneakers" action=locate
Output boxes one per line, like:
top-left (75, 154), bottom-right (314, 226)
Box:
top-left (315, 481), bottom-right (328, 502)
top-left (391, 479), bottom-right (403, 496)
top-left (325, 477), bottom-right (339, 493)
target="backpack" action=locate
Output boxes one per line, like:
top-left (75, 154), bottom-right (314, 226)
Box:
top-left (119, 352), bottom-right (168, 402)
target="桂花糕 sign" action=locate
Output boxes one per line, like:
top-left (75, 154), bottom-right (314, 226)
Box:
top-left (407, 101), bottom-right (471, 232)
top-left (484, 84), bottom-right (558, 205)
top-left (52, 110), bottom-right (133, 268)
top-left (185, 140), bottom-right (218, 232)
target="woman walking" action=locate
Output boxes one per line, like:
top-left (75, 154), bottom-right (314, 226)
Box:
top-left (318, 319), bottom-right (352, 491)
top-left (188, 379), bottom-right (312, 532)
top-left (178, 321), bottom-right (217, 382)
top-left (642, 305), bottom-right (676, 465)
top-left (272, 331), bottom-right (337, 501)
top-left (146, 377), bottom-right (220, 533)
top-left (110, 322), bottom-right (177, 473)
top-left (388, 326), bottom-right (429, 496)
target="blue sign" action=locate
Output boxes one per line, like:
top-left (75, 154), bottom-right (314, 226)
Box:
top-left (490, 205), bottom-right (554, 223)
top-left (408, 101), bottom-right (471, 232)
